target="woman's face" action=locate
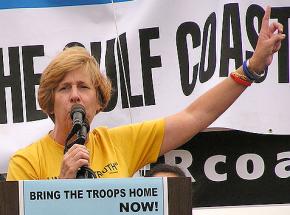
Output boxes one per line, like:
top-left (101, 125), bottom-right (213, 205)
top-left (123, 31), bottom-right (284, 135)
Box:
top-left (53, 68), bottom-right (99, 131)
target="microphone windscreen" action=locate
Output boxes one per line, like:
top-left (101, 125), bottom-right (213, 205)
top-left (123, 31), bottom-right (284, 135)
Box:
top-left (70, 104), bottom-right (86, 118)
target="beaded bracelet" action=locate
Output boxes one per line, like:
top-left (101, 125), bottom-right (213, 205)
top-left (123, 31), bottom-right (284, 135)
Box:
top-left (232, 71), bottom-right (250, 81)
top-left (242, 60), bottom-right (265, 82)
top-left (230, 72), bottom-right (252, 87)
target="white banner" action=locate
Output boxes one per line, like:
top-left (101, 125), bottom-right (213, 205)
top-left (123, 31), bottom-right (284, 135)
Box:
top-left (0, 0), bottom-right (289, 173)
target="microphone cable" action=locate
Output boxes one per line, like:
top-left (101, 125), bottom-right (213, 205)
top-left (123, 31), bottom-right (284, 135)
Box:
top-left (64, 109), bottom-right (97, 178)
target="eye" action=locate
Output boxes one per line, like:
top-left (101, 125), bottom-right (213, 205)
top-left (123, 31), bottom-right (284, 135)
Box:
top-left (57, 85), bottom-right (69, 91)
top-left (80, 84), bottom-right (90, 89)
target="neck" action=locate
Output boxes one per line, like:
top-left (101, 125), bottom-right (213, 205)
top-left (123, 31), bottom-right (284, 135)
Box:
top-left (50, 125), bottom-right (71, 146)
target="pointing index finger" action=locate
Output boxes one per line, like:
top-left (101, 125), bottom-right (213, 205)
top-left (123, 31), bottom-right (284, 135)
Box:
top-left (261, 6), bottom-right (271, 30)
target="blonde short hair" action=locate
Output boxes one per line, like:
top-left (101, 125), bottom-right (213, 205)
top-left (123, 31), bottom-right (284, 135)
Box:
top-left (38, 47), bottom-right (111, 121)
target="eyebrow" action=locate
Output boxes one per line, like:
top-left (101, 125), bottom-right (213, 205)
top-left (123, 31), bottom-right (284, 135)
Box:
top-left (58, 80), bottom-right (91, 86)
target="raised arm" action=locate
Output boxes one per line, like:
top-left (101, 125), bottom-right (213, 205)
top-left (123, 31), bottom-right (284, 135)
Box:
top-left (160, 6), bottom-right (285, 155)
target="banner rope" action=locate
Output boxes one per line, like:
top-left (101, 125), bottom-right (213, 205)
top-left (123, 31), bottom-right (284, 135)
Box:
top-left (110, 0), bottom-right (133, 125)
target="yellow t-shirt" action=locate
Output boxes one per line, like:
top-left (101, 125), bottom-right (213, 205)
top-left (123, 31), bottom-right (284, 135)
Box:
top-left (7, 119), bottom-right (165, 180)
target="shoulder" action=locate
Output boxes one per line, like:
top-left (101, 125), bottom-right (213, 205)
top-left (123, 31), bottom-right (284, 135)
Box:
top-left (10, 135), bottom-right (50, 159)
top-left (109, 118), bottom-right (165, 133)
top-left (89, 119), bottom-right (165, 143)
top-left (90, 126), bottom-right (111, 138)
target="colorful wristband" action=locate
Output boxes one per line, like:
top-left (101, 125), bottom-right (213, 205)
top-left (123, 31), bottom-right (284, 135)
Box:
top-left (242, 60), bottom-right (265, 82)
top-left (230, 72), bottom-right (252, 87)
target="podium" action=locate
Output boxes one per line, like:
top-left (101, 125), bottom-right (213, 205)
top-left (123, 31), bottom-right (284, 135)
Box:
top-left (0, 177), bottom-right (191, 215)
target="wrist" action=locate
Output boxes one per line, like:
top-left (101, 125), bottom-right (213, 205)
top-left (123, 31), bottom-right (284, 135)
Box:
top-left (248, 57), bottom-right (260, 74)
top-left (242, 59), bottom-right (266, 82)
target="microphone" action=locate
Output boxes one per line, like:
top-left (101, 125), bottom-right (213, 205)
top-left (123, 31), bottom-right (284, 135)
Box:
top-left (65, 104), bottom-right (86, 142)
top-left (64, 105), bottom-right (95, 179)
top-left (70, 104), bottom-right (86, 135)
top-left (77, 119), bottom-right (90, 145)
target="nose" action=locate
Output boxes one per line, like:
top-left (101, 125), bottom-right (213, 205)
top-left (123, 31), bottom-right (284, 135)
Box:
top-left (70, 86), bottom-right (81, 103)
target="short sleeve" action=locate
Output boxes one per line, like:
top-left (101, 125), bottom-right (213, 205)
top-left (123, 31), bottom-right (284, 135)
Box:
top-left (108, 118), bottom-right (165, 175)
top-left (6, 148), bottom-right (39, 181)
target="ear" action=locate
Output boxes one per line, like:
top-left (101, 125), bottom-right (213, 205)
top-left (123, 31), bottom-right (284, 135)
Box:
top-left (97, 90), bottom-right (105, 108)
top-left (47, 108), bottom-right (55, 122)
top-left (47, 113), bottom-right (55, 123)
top-left (95, 106), bottom-right (101, 114)
top-left (49, 110), bottom-right (54, 115)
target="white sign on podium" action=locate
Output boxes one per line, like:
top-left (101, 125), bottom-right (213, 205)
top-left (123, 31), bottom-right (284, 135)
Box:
top-left (19, 178), bottom-right (168, 215)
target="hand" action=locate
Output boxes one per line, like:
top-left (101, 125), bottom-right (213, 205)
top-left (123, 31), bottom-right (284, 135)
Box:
top-left (59, 144), bottom-right (90, 179)
top-left (250, 6), bottom-right (286, 73)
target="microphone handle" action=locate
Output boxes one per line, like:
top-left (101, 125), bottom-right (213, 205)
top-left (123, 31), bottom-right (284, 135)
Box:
top-left (64, 122), bottom-right (89, 153)
top-left (77, 125), bottom-right (88, 145)
top-left (76, 166), bottom-right (96, 179)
